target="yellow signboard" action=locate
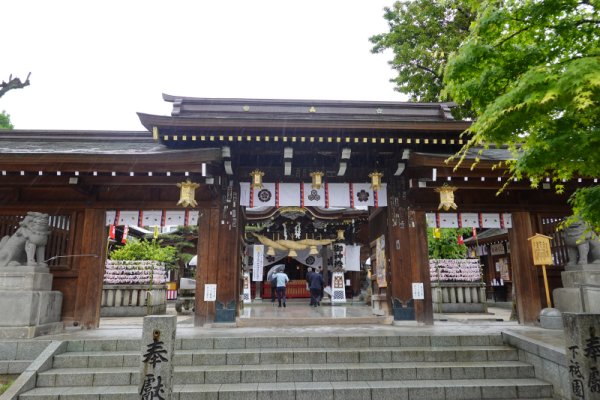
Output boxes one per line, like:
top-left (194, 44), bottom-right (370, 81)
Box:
top-left (528, 234), bottom-right (553, 266)
top-left (528, 233), bottom-right (554, 308)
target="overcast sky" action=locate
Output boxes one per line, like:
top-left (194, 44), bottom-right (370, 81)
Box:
top-left (2, 1), bottom-right (403, 131)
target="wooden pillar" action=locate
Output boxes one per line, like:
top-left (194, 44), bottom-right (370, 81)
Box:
top-left (508, 211), bottom-right (542, 324)
top-left (72, 209), bottom-right (107, 329)
top-left (485, 245), bottom-right (495, 284)
top-left (195, 185), bottom-right (240, 325)
top-left (387, 206), bottom-right (433, 324)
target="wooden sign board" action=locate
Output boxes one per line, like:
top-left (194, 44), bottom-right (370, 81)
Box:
top-left (490, 243), bottom-right (505, 255)
top-left (527, 234), bottom-right (553, 266)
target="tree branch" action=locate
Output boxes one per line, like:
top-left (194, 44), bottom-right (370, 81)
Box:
top-left (0, 73), bottom-right (31, 98)
top-left (415, 63), bottom-right (440, 79)
top-left (494, 26), bottom-right (532, 47)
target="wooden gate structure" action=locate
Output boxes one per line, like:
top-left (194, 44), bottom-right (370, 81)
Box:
top-left (0, 95), bottom-right (593, 327)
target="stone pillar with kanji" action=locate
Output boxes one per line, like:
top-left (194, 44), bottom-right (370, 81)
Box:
top-left (139, 315), bottom-right (176, 400)
top-left (563, 313), bottom-right (600, 399)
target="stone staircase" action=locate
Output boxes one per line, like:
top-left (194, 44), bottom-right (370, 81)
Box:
top-left (16, 334), bottom-right (554, 400)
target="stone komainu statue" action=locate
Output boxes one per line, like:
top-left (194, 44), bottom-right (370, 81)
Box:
top-left (562, 217), bottom-right (600, 267)
top-left (0, 212), bottom-right (51, 268)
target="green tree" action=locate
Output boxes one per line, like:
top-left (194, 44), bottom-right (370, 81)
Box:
top-left (110, 239), bottom-right (178, 269)
top-left (427, 228), bottom-right (471, 259)
top-left (444, 0), bottom-right (600, 230)
top-left (370, 0), bottom-right (475, 118)
top-left (0, 111), bottom-right (13, 129)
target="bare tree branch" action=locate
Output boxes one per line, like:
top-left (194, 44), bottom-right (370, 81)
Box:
top-left (0, 73), bottom-right (31, 98)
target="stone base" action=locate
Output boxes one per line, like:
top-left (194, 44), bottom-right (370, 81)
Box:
top-left (561, 269), bottom-right (600, 286)
top-left (435, 303), bottom-right (486, 313)
top-left (0, 321), bottom-right (63, 339)
top-left (371, 294), bottom-right (389, 316)
top-left (554, 269), bottom-right (600, 313)
top-left (100, 304), bottom-right (166, 317)
top-left (554, 287), bottom-right (582, 312)
top-left (564, 263), bottom-right (600, 272)
top-left (539, 308), bottom-right (563, 330)
top-left (0, 268), bottom-right (63, 338)
top-left (0, 268), bottom-right (53, 291)
top-left (0, 290), bottom-right (62, 326)
top-left (554, 286), bottom-right (600, 313)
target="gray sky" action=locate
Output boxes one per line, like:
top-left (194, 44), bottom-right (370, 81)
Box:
top-left (2, 1), bottom-right (402, 131)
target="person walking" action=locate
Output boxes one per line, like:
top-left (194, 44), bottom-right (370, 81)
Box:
top-left (270, 273), bottom-right (277, 304)
top-left (307, 268), bottom-right (324, 307)
top-left (273, 269), bottom-right (290, 308)
top-left (305, 267), bottom-right (315, 306)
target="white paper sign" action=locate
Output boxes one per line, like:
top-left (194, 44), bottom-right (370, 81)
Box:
top-left (460, 213), bottom-right (480, 228)
top-left (425, 213), bottom-right (437, 228)
top-left (204, 284), bottom-right (217, 301)
top-left (188, 210), bottom-right (200, 226)
top-left (242, 272), bottom-right (252, 304)
top-left (412, 283), bottom-right (425, 300)
top-left (252, 245), bottom-right (265, 281)
top-left (438, 213), bottom-right (459, 228)
top-left (142, 210), bottom-right (163, 227)
top-left (106, 210), bottom-right (116, 226)
top-left (118, 211), bottom-right (139, 226)
top-left (344, 245), bottom-right (361, 272)
top-left (165, 210), bottom-right (185, 226)
top-left (481, 213), bottom-right (501, 228)
top-left (502, 213), bottom-right (513, 228)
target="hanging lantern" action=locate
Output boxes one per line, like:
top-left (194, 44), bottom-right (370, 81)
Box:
top-left (250, 169), bottom-right (264, 189)
top-left (433, 228), bottom-right (441, 239)
top-left (369, 171), bottom-right (384, 191)
top-left (267, 246), bottom-right (275, 256)
top-left (309, 245), bottom-right (319, 255)
top-left (177, 180), bottom-right (200, 207)
top-left (434, 184), bottom-right (457, 210)
top-left (310, 171), bottom-right (324, 189)
top-left (337, 230), bottom-right (345, 241)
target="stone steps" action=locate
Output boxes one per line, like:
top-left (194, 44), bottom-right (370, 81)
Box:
top-left (19, 379), bottom-right (554, 400)
top-left (35, 360), bottom-right (536, 386)
top-left (50, 345), bottom-right (519, 368)
top-left (14, 334), bottom-right (554, 400)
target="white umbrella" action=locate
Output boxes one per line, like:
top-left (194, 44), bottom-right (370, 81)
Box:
top-left (266, 264), bottom-right (285, 281)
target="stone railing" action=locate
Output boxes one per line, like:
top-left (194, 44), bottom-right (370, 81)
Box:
top-left (100, 284), bottom-right (167, 317)
top-left (431, 282), bottom-right (487, 313)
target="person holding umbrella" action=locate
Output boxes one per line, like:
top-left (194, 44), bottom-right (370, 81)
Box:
top-left (266, 264), bottom-right (284, 305)
top-left (272, 267), bottom-right (290, 308)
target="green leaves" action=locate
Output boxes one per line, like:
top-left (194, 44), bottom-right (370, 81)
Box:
top-left (444, 0), bottom-right (600, 229)
top-left (109, 239), bottom-right (178, 269)
top-left (370, 0), bottom-right (476, 118)
top-left (0, 111), bottom-right (13, 129)
top-left (427, 228), bottom-right (471, 259)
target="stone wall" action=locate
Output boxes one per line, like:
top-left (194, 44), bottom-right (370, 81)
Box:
top-left (502, 330), bottom-right (569, 400)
